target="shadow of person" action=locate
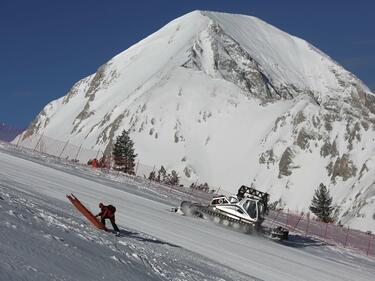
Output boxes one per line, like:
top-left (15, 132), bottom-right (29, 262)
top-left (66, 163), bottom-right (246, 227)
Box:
top-left (117, 229), bottom-right (180, 248)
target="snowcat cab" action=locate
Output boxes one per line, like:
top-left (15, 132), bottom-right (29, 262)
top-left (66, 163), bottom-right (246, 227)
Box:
top-left (208, 186), bottom-right (269, 225)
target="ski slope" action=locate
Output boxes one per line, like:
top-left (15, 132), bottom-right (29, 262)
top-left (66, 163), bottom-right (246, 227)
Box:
top-left (1, 143), bottom-right (375, 281)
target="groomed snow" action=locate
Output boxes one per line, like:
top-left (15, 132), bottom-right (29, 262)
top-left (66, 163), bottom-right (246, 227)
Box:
top-left (1, 143), bottom-right (374, 281)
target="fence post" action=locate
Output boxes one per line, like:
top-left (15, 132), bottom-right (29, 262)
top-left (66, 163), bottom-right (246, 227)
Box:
top-left (323, 223), bottom-right (329, 241)
top-left (74, 144), bottom-right (82, 162)
top-left (292, 212), bottom-right (304, 232)
top-left (33, 133), bottom-right (44, 152)
top-left (189, 180), bottom-right (198, 201)
top-left (109, 155), bottom-right (113, 170)
top-left (270, 209), bottom-right (282, 228)
top-left (305, 212), bottom-right (310, 235)
top-left (16, 133), bottom-right (23, 147)
top-left (135, 160), bottom-right (140, 176)
top-left (344, 226), bottom-right (350, 247)
top-left (95, 149), bottom-right (101, 160)
top-left (366, 234), bottom-right (372, 256)
top-left (216, 187), bottom-right (221, 195)
top-left (149, 165), bottom-right (155, 183)
top-left (58, 140), bottom-right (69, 159)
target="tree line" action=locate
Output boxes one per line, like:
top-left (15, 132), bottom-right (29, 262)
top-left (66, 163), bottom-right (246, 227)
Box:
top-left (109, 129), bottom-right (337, 221)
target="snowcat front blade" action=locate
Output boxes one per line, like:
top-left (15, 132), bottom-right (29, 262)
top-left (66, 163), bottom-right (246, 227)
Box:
top-left (66, 194), bottom-right (107, 231)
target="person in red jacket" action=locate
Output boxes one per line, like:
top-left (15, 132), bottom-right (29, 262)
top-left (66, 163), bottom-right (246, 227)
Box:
top-left (95, 203), bottom-right (120, 233)
top-left (91, 158), bottom-right (99, 168)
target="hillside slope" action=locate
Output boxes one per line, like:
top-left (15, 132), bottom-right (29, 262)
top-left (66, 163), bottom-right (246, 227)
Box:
top-left (1, 143), bottom-right (375, 281)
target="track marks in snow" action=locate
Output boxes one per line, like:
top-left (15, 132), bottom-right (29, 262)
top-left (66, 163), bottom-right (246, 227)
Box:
top-left (0, 184), bottom-right (253, 281)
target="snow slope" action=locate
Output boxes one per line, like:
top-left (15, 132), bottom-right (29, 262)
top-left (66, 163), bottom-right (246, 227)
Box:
top-left (17, 10), bottom-right (375, 232)
top-left (0, 179), bottom-right (250, 281)
top-left (1, 143), bottom-right (375, 281)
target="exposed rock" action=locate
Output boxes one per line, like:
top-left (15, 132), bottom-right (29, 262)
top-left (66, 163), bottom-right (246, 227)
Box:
top-left (85, 63), bottom-right (119, 100)
top-left (183, 166), bottom-right (193, 178)
top-left (323, 113), bottom-right (337, 131)
top-left (259, 149), bottom-right (275, 168)
top-left (330, 154), bottom-right (357, 182)
top-left (346, 121), bottom-right (361, 150)
top-left (71, 103), bottom-right (94, 134)
top-left (326, 161), bottom-right (333, 176)
top-left (279, 147), bottom-right (295, 177)
top-left (320, 139), bottom-right (338, 158)
top-left (293, 111), bottom-right (306, 126)
top-left (22, 109), bottom-right (49, 140)
top-left (312, 116), bottom-right (321, 128)
top-left (183, 24), bottom-right (283, 100)
top-left (358, 163), bottom-right (369, 181)
top-left (62, 76), bottom-right (92, 104)
top-left (295, 128), bottom-right (315, 150)
top-left (361, 121), bottom-right (369, 131)
top-left (273, 116), bottom-right (286, 132)
top-left (101, 113), bottom-right (126, 156)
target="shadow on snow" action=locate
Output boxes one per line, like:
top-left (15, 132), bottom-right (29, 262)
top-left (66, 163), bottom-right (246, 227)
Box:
top-left (279, 234), bottom-right (329, 248)
top-left (116, 229), bottom-right (181, 248)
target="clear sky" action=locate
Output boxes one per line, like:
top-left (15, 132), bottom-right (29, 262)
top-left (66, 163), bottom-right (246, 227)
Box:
top-left (1, 0), bottom-right (374, 128)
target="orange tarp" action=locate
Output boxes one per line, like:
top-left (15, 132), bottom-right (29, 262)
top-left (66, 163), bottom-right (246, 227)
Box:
top-left (66, 194), bottom-right (107, 231)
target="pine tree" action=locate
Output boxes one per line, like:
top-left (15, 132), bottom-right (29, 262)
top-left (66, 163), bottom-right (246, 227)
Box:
top-left (112, 130), bottom-right (137, 175)
top-left (148, 170), bottom-right (157, 181)
top-left (309, 183), bottom-right (334, 223)
top-left (166, 170), bottom-right (179, 186)
top-left (202, 182), bottom-right (209, 193)
top-left (157, 166), bottom-right (167, 182)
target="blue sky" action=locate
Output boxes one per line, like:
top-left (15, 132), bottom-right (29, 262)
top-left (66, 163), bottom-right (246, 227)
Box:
top-left (1, 0), bottom-right (374, 128)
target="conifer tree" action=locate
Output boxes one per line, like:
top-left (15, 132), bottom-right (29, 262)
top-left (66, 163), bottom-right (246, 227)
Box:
top-left (112, 130), bottom-right (137, 175)
top-left (157, 166), bottom-right (167, 182)
top-left (148, 170), bottom-right (157, 181)
top-left (309, 183), bottom-right (334, 223)
top-left (166, 170), bottom-right (179, 186)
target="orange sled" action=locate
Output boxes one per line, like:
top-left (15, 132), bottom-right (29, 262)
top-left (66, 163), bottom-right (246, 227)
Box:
top-left (66, 193), bottom-right (107, 231)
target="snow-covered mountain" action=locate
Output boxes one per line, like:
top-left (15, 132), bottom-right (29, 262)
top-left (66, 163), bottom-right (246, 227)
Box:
top-left (18, 11), bottom-right (375, 232)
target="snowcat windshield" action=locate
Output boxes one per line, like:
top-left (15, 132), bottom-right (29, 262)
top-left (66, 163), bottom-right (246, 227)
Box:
top-left (243, 200), bottom-right (257, 220)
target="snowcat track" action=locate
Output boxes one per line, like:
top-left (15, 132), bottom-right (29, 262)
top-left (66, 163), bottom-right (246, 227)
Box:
top-left (197, 206), bottom-right (257, 226)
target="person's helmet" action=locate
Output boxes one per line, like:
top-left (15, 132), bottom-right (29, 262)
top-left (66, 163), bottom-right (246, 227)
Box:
top-left (99, 202), bottom-right (104, 208)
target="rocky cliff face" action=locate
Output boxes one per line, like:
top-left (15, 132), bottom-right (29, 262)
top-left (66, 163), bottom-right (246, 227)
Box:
top-left (19, 11), bottom-right (375, 232)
